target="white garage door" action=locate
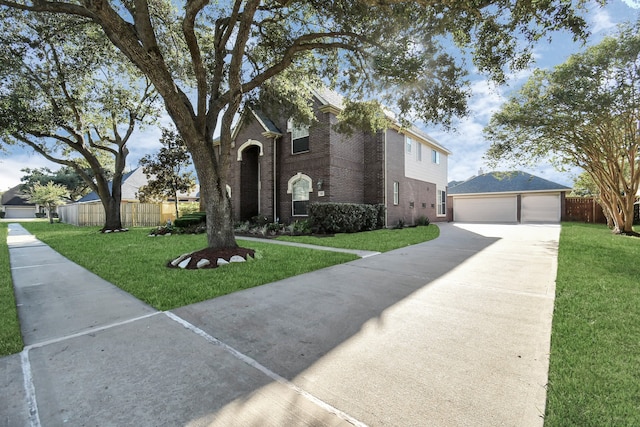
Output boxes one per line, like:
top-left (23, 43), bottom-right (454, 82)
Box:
top-left (3, 207), bottom-right (36, 219)
top-left (521, 194), bottom-right (561, 223)
top-left (453, 196), bottom-right (517, 223)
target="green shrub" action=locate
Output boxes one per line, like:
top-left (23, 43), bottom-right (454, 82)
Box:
top-left (308, 202), bottom-right (383, 234)
top-left (174, 211), bottom-right (206, 228)
top-left (250, 214), bottom-right (272, 226)
top-left (416, 215), bottom-right (430, 226)
top-left (0, 212), bottom-right (5, 218)
top-left (287, 219), bottom-right (311, 235)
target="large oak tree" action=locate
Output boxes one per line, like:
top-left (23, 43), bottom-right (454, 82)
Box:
top-left (485, 21), bottom-right (640, 235)
top-left (0, 0), bottom-right (601, 249)
top-left (0, 11), bottom-right (159, 231)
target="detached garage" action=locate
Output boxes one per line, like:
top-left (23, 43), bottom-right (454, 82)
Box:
top-left (449, 171), bottom-right (570, 224)
top-left (1, 185), bottom-right (38, 219)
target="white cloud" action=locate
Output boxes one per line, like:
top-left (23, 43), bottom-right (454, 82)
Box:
top-left (621, 0), bottom-right (640, 9)
top-left (0, 151), bottom-right (61, 191)
top-left (590, 8), bottom-right (616, 34)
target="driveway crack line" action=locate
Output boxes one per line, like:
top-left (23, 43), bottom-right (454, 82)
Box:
top-left (164, 311), bottom-right (368, 427)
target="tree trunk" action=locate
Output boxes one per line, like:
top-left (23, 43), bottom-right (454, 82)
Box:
top-left (102, 196), bottom-right (123, 231)
top-left (187, 138), bottom-right (237, 250)
top-left (201, 180), bottom-right (237, 249)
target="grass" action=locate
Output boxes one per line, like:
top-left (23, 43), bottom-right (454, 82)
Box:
top-left (18, 222), bottom-right (360, 312)
top-left (0, 222), bottom-right (24, 356)
top-left (545, 222), bottom-right (640, 426)
top-left (276, 224), bottom-right (440, 252)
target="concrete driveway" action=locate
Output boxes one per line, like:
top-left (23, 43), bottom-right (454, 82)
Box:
top-left (2, 222), bottom-right (561, 426)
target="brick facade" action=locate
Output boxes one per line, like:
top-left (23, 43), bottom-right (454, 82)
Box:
top-left (228, 95), bottom-right (448, 227)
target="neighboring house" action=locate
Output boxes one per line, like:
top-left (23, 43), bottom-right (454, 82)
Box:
top-left (77, 167), bottom-right (148, 203)
top-left (448, 171), bottom-right (571, 223)
top-left (1, 185), bottom-right (38, 218)
top-left (76, 167), bottom-right (200, 204)
top-left (226, 88), bottom-right (451, 227)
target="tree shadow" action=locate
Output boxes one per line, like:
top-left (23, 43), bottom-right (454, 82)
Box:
top-left (173, 224), bottom-right (503, 425)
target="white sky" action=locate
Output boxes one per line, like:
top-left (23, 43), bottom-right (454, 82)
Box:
top-left (1, 1), bottom-right (639, 192)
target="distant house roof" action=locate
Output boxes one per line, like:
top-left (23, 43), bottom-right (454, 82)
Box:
top-left (77, 168), bottom-right (147, 203)
top-left (448, 171), bottom-right (571, 195)
top-left (1, 185), bottom-right (35, 207)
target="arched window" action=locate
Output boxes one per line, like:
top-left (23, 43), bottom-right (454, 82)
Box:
top-left (287, 173), bottom-right (313, 216)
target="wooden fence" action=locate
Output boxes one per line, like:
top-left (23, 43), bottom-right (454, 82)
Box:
top-left (564, 197), bottom-right (607, 224)
top-left (58, 202), bottom-right (174, 227)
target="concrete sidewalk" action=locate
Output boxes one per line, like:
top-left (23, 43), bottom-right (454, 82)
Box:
top-left (2, 222), bottom-right (561, 426)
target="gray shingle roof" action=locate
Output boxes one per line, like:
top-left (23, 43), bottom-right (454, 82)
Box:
top-left (1, 185), bottom-right (34, 206)
top-left (448, 171), bottom-right (571, 195)
top-left (77, 168), bottom-right (146, 202)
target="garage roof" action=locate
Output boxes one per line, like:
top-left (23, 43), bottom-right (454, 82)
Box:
top-left (1, 185), bottom-right (35, 206)
top-left (448, 171), bottom-right (571, 195)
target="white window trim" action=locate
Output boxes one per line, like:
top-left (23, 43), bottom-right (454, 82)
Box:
top-left (288, 118), bottom-right (310, 154)
top-left (437, 189), bottom-right (446, 217)
top-left (286, 172), bottom-right (314, 194)
top-left (288, 173), bottom-right (313, 217)
top-left (393, 181), bottom-right (399, 205)
top-left (432, 149), bottom-right (440, 165)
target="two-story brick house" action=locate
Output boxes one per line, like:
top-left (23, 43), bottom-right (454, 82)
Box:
top-left (226, 88), bottom-right (450, 227)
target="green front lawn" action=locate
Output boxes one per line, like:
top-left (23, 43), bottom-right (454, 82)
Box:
top-left (0, 222), bottom-right (23, 355)
top-left (545, 222), bottom-right (640, 425)
top-left (19, 222), bottom-right (359, 312)
top-left (277, 224), bottom-right (440, 252)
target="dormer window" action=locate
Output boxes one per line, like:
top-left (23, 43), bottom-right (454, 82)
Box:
top-left (288, 118), bottom-right (310, 154)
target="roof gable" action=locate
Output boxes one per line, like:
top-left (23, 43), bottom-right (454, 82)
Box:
top-left (448, 171), bottom-right (571, 195)
top-left (77, 168), bottom-right (146, 203)
top-left (1, 185), bottom-right (35, 206)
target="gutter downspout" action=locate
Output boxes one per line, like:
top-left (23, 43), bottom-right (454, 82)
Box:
top-left (384, 130), bottom-right (388, 227)
top-left (273, 136), bottom-right (280, 221)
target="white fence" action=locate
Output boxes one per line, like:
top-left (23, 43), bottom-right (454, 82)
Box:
top-left (58, 202), bottom-right (173, 227)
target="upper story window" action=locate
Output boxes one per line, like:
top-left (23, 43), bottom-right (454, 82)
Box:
top-left (406, 137), bottom-right (412, 154)
top-left (432, 149), bottom-right (440, 164)
top-left (416, 142), bottom-right (422, 162)
top-left (288, 119), bottom-right (310, 154)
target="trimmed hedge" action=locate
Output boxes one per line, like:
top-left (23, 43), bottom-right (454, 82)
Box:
top-left (174, 211), bottom-right (206, 228)
top-left (308, 202), bottom-right (385, 234)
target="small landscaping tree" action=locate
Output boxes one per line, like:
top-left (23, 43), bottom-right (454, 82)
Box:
top-left (138, 128), bottom-right (195, 220)
top-left (28, 182), bottom-right (67, 223)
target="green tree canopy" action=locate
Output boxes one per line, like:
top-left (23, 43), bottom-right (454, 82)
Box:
top-left (27, 181), bottom-right (68, 223)
top-left (0, 10), bottom-right (160, 231)
top-left (20, 166), bottom-right (99, 202)
top-left (0, 0), bottom-right (603, 249)
top-left (138, 128), bottom-right (196, 220)
top-left (485, 20), bottom-right (640, 234)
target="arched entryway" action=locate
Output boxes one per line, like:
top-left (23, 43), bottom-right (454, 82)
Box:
top-left (240, 145), bottom-right (261, 220)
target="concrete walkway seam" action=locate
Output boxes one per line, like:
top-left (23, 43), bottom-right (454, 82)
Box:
top-left (20, 350), bottom-right (40, 427)
top-left (164, 311), bottom-right (369, 427)
top-left (22, 312), bottom-right (162, 351)
top-left (11, 262), bottom-right (70, 271)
